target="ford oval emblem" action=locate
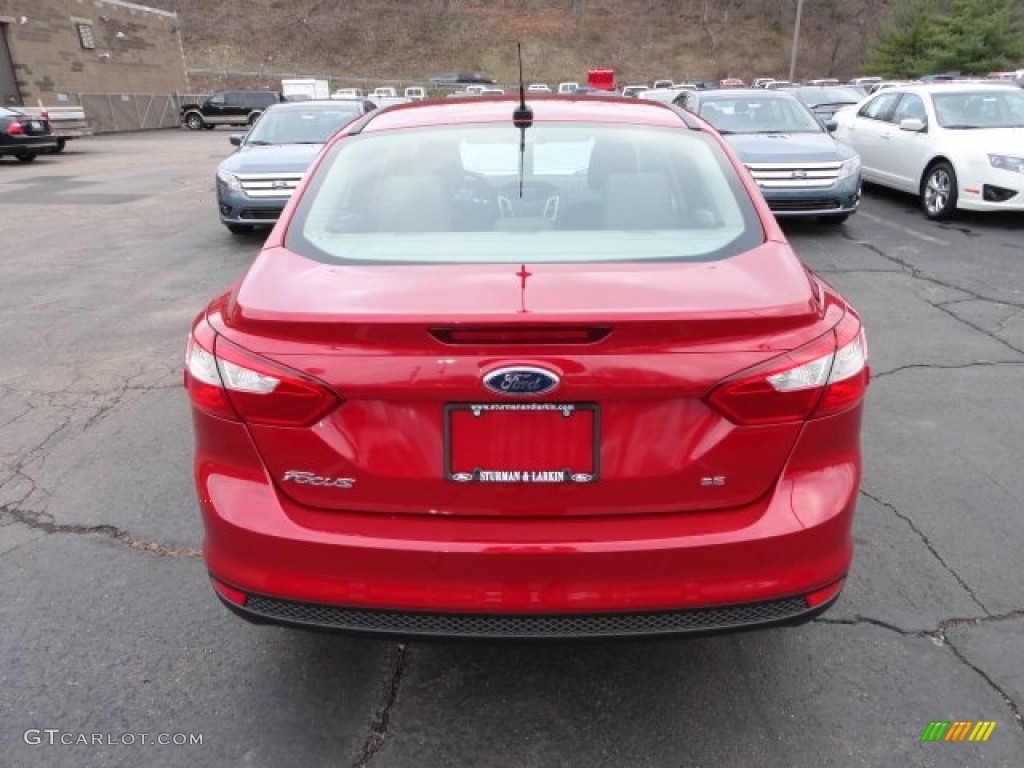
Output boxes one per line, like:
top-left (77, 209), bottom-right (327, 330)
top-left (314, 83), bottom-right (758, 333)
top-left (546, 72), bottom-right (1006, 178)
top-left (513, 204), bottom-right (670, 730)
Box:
top-left (483, 366), bottom-right (560, 396)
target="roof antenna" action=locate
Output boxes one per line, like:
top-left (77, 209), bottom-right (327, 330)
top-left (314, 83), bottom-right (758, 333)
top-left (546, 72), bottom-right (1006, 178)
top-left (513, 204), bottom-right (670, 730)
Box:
top-left (512, 42), bottom-right (533, 199)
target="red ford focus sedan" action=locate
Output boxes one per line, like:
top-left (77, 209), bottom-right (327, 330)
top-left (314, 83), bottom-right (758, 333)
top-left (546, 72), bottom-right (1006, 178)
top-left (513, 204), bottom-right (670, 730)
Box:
top-left (185, 96), bottom-right (868, 638)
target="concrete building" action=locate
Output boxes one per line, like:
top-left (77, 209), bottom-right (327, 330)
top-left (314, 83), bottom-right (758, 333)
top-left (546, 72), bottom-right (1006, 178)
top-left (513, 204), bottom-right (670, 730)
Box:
top-left (0, 0), bottom-right (186, 130)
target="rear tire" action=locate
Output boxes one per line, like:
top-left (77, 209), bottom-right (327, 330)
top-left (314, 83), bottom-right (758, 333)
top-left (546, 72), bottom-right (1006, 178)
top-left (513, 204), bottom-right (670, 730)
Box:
top-left (185, 112), bottom-right (204, 131)
top-left (248, 112), bottom-right (261, 126)
top-left (226, 223), bottom-right (254, 235)
top-left (16, 154), bottom-right (37, 163)
top-left (921, 161), bottom-right (957, 220)
top-left (54, 138), bottom-right (67, 153)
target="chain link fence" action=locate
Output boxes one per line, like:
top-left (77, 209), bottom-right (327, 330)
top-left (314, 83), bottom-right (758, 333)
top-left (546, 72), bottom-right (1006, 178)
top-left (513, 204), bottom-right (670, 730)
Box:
top-left (78, 93), bottom-right (183, 133)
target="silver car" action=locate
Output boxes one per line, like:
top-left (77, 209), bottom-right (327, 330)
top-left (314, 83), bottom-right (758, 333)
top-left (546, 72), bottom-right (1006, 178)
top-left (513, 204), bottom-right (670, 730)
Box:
top-left (215, 100), bottom-right (375, 234)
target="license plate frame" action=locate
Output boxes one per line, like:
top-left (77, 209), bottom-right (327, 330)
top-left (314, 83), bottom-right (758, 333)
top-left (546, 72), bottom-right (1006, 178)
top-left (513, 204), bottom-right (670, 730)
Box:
top-left (444, 402), bottom-right (600, 484)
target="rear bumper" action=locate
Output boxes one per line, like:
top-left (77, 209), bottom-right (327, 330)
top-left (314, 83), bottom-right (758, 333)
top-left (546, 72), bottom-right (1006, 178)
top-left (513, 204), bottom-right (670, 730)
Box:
top-left (195, 404), bottom-right (862, 636)
top-left (219, 588), bottom-right (841, 639)
top-left (0, 137), bottom-right (58, 156)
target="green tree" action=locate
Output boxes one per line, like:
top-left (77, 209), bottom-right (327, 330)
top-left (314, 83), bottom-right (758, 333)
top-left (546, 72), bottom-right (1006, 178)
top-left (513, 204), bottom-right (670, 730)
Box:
top-left (928, 0), bottom-right (1024, 74)
top-left (864, 0), bottom-right (941, 78)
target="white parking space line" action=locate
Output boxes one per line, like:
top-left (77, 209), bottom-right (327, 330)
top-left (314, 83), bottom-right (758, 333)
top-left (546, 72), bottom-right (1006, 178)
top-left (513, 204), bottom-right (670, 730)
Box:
top-left (857, 210), bottom-right (951, 246)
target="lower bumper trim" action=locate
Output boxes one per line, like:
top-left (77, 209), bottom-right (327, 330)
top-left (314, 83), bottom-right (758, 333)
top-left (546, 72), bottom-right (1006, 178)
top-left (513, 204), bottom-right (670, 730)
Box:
top-left (224, 590), bottom-right (838, 639)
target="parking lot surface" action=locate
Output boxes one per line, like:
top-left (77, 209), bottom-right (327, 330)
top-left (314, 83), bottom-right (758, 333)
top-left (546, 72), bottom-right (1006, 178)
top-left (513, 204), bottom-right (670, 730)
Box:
top-left (1, 130), bottom-right (1022, 767)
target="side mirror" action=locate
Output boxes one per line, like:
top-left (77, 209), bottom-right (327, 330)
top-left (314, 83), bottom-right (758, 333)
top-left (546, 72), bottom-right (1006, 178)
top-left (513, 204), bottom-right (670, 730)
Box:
top-left (824, 118), bottom-right (838, 132)
top-left (899, 117), bottom-right (926, 132)
top-left (229, 133), bottom-right (246, 146)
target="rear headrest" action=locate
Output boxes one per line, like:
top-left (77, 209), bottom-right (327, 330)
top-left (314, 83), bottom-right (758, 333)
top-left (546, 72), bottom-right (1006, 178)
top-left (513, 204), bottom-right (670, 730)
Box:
top-left (587, 140), bottom-right (638, 190)
top-left (370, 175), bottom-right (451, 231)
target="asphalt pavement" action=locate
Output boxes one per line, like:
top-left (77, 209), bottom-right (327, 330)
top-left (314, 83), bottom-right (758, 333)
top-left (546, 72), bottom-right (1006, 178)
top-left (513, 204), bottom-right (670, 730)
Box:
top-left (1, 130), bottom-right (1022, 768)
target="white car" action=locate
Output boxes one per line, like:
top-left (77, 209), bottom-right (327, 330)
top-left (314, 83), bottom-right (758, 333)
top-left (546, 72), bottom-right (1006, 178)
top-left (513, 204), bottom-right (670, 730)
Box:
top-left (527, 83), bottom-right (552, 93)
top-left (556, 81), bottom-right (579, 94)
top-left (832, 83), bottom-right (1024, 219)
top-left (621, 84), bottom-right (650, 98)
top-left (636, 88), bottom-right (687, 104)
top-left (404, 86), bottom-right (426, 101)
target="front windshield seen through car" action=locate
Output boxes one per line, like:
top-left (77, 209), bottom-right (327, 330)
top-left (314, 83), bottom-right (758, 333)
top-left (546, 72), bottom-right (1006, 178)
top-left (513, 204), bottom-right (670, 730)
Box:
top-left (795, 87), bottom-right (864, 106)
top-left (246, 105), bottom-right (362, 145)
top-left (699, 97), bottom-right (823, 134)
top-left (286, 122), bottom-right (762, 265)
top-left (932, 89), bottom-right (1024, 128)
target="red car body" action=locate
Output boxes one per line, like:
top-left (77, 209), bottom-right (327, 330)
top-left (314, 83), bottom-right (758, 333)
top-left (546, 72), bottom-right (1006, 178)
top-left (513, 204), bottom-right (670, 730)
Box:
top-left (186, 97), bottom-right (868, 638)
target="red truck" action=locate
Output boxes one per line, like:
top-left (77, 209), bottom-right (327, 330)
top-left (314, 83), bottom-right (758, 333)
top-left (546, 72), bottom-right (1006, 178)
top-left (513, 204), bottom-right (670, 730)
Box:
top-left (587, 68), bottom-right (616, 91)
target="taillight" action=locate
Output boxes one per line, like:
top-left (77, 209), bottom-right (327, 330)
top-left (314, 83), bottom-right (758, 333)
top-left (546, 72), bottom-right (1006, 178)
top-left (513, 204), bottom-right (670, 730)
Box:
top-left (707, 312), bottom-right (868, 426)
top-left (6, 121), bottom-right (25, 136)
top-left (184, 317), bottom-right (339, 427)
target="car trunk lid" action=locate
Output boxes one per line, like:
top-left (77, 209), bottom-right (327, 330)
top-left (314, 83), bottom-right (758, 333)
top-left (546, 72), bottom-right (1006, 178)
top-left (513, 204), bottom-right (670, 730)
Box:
top-left (211, 244), bottom-right (833, 517)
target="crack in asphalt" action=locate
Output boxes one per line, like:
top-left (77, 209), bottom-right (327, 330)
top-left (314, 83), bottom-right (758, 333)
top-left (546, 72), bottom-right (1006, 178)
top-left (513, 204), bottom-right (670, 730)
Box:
top-left (838, 231), bottom-right (1024, 363)
top-left (859, 490), bottom-right (989, 614)
top-left (0, 372), bottom-right (189, 559)
top-left (846, 490), bottom-right (1024, 729)
top-left (353, 642), bottom-right (408, 768)
top-left (838, 230), bottom-right (1024, 313)
top-left (803, 231), bottom-right (1024, 730)
top-left (815, 612), bottom-right (1024, 730)
top-left (930, 302), bottom-right (1024, 356)
top-left (994, 306), bottom-right (1024, 335)
top-left (870, 360), bottom-right (1024, 380)
top-left (0, 503), bottom-right (201, 559)
top-left (945, 633), bottom-right (1024, 730)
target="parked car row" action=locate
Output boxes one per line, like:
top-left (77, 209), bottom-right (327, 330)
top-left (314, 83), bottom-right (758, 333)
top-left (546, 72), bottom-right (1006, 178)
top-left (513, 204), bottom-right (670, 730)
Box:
top-left (639, 80), bottom-right (1024, 220)
top-left (205, 76), bottom-right (1023, 238)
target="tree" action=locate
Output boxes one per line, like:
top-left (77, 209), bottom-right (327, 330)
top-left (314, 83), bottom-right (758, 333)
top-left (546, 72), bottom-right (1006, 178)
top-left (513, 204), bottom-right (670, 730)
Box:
top-left (928, 0), bottom-right (1024, 74)
top-left (863, 0), bottom-right (941, 78)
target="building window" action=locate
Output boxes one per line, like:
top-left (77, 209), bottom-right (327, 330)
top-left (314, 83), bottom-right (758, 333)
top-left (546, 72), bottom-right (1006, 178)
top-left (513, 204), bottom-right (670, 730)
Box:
top-left (77, 23), bottom-right (96, 50)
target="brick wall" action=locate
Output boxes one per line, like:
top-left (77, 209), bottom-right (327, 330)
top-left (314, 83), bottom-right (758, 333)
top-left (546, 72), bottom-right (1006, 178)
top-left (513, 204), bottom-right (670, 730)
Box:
top-left (0, 0), bottom-right (187, 109)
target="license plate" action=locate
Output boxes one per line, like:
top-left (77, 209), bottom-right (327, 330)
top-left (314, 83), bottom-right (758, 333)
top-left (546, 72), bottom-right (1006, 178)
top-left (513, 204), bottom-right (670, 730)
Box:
top-left (26, 120), bottom-right (39, 131)
top-left (445, 403), bottom-right (599, 483)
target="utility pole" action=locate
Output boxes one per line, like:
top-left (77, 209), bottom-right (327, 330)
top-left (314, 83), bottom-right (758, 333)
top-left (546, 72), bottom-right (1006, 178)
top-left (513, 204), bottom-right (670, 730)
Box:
top-left (789, 0), bottom-right (804, 83)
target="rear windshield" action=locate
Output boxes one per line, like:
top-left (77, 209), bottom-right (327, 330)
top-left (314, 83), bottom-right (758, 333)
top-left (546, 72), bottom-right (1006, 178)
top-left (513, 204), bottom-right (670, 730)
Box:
top-left (285, 122), bottom-right (763, 265)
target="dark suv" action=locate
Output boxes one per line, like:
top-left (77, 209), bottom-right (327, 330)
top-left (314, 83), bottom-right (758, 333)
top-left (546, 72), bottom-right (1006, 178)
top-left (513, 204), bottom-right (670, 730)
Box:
top-left (180, 91), bottom-right (281, 130)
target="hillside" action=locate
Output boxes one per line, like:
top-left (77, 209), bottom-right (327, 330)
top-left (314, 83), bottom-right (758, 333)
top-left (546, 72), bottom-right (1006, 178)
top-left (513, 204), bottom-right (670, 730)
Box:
top-left (151, 0), bottom-right (897, 91)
